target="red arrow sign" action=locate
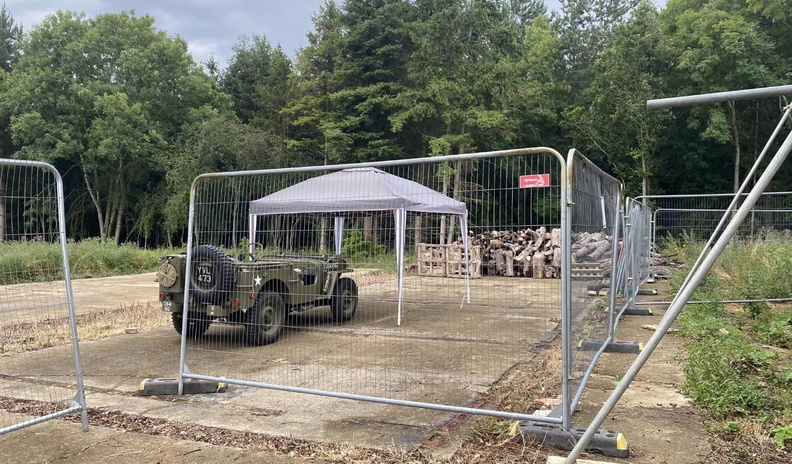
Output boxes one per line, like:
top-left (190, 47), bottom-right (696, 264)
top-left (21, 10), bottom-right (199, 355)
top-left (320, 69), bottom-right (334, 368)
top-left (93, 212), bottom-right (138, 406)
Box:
top-left (519, 174), bottom-right (550, 188)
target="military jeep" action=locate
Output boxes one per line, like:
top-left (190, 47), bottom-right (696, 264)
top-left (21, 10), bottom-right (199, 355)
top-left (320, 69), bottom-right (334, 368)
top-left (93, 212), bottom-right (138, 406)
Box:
top-left (156, 244), bottom-right (358, 345)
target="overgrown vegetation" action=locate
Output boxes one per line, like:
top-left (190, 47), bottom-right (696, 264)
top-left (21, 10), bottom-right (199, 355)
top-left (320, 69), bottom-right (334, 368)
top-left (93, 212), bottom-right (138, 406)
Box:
top-left (0, 303), bottom-right (170, 356)
top-left (0, 1), bottom-right (790, 247)
top-left (667, 234), bottom-right (792, 458)
top-left (0, 239), bottom-right (178, 284)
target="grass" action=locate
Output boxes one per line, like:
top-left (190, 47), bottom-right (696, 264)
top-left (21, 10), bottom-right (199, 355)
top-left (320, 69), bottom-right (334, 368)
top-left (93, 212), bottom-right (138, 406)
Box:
top-left (665, 232), bottom-right (792, 457)
top-left (0, 238), bottom-right (180, 284)
top-left (0, 303), bottom-right (171, 356)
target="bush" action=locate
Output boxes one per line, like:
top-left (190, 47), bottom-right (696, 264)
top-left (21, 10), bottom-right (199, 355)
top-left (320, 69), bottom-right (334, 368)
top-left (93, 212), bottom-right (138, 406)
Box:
top-left (717, 234), bottom-right (792, 300)
top-left (682, 337), bottom-right (773, 419)
top-left (672, 233), bottom-right (792, 443)
top-left (0, 238), bottom-right (179, 283)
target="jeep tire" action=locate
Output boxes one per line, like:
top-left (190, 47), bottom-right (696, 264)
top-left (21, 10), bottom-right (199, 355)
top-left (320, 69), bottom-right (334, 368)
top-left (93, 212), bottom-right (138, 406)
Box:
top-left (190, 245), bottom-right (235, 305)
top-left (172, 312), bottom-right (212, 338)
top-left (246, 291), bottom-right (286, 346)
top-left (330, 277), bottom-right (358, 323)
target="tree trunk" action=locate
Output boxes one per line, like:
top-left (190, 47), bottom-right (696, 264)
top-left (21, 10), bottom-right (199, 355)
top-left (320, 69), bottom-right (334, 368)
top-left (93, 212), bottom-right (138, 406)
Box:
top-left (641, 155), bottom-right (648, 201)
top-left (414, 215), bottom-right (422, 247)
top-left (83, 169), bottom-right (107, 243)
top-left (729, 101), bottom-right (741, 193)
top-left (231, 197), bottom-right (239, 248)
top-left (363, 216), bottom-right (373, 241)
top-left (439, 162), bottom-right (450, 245)
top-left (447, 160), bottom-right (463, 244)
top-left (113, 187), bottom-right (126, 245)
top-left (0, 172), bottom-right (5, 243)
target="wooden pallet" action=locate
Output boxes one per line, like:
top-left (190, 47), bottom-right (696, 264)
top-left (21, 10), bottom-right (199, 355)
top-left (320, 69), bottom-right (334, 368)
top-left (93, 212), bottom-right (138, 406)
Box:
top-left (447, 244), bottom-right (482, 279)
top-left (417, 243), bottom-right (447, 277)
top-left (571, 262), bottom-right (603, 280)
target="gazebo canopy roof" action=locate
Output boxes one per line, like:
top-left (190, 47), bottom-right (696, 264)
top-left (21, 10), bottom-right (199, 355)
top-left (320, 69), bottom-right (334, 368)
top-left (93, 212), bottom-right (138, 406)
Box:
top-left (249, 167), bottom-right (467, 216)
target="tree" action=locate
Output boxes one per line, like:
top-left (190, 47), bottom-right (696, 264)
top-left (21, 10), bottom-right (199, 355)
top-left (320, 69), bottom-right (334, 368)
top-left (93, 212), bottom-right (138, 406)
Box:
top-left (661, 0), bottom-right (779, 192)
top-left (508, 14), bottom-right (568, 148)
top-left (390, 0), bottom-right (526, 242)
top-left (164, 108), bottom-right (287, 247)
top-left (555, 0), bottom-right (640, 103)
top-left (284, 1), bottom-right (345, 165)
top-left (1, 11), bottom-right (228, 243)
top-left (0, 3), bottom-right (22, 242)
top-left (569, 3), bottom-right (673, 197)
top-left (322, 0), bottom-right (415, 163)
top-left (221, 35), bottom-right (292, 134)
top-left (0, 3), bottom-right (21, 72)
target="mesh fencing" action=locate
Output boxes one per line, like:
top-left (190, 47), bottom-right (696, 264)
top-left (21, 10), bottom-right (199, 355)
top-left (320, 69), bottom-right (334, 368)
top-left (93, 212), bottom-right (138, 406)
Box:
top-left (643, 192), bottom-right (792, 246)
top-left (0, 160), bottom-right (87, 434)
top-left (168, 149), bottom-right (569, 422)
top-left (566, 151), bottom-right (622, 417)
top-left (618, 199), bottom-right (652, 311)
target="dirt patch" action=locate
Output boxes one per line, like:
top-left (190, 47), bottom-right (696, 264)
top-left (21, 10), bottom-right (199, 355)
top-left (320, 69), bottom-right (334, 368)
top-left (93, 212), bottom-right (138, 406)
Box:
top-left (0, 274), bottom-right (743, 463)
top-left (567, 281), bottom-right (713, 463)
top-left (1, 303), bottom-right (169, 356)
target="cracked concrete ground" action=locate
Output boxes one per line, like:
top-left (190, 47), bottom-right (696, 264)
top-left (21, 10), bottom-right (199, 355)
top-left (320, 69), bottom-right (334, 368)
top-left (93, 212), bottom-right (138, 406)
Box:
top-left (0, 410), bottom-right (311, 464)
top-left (1, 272), bottom-right (563, 462)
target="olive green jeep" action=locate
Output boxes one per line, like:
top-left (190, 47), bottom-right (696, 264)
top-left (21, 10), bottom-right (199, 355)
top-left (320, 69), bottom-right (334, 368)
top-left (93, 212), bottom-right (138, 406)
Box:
top-left (156, 244), bottom-right (358, 345)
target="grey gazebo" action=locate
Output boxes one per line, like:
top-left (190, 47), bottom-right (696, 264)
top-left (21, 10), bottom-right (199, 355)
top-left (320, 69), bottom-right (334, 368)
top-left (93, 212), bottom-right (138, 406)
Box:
top-left (248, 167), bottom-right (471, 324)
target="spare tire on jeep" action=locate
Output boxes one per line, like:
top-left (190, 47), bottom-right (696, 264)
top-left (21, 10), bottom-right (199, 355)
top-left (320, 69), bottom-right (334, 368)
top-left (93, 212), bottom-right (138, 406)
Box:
top-left (190, 245), bottom-right (235, 305)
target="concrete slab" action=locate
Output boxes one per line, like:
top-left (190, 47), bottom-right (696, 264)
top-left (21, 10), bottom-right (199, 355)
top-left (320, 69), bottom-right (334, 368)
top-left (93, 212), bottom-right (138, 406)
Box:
top-left (0, 410), bottom-right (312, 464)
top-left (547, 457), bottom-right (619, 464)
top-left (1, 273), bottom-right (562, 451)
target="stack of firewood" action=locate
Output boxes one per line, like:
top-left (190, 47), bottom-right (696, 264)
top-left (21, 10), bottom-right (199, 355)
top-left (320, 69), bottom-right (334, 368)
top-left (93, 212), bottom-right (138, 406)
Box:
top-left (462, 229), bottom-right (613, 278)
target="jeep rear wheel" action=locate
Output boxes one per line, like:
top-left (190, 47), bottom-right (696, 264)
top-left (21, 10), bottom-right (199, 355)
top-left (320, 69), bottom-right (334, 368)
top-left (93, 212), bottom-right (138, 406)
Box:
top-left (190, 245), bottom-right (235, 305)
top-left (246, 291), bottom-right (286, 346)
top-left (331, 277), bottom-right (358, 323)
top-left (172, 312), bottom-right (212, 339)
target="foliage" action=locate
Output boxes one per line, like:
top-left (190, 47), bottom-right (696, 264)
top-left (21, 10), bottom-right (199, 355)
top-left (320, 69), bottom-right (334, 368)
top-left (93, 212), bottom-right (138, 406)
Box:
top-left (0, 3), bottom-right (21, 72)
top-left (0, 1), bottom-right (792, 246)
top-left (0, 11), bottom-right (229, 245)
top-left (716, 234), bottom-right (792, 301)
top-left (221, 35), bottom-right (291, 133)
top-left (341, 230), bottom-right (388, 261)
top-left (0, 239), bottom-right (179, 284)
top-left (774, 425), bottom-right (792, 448)
top-left (672, 235), bottom-right (792, 450)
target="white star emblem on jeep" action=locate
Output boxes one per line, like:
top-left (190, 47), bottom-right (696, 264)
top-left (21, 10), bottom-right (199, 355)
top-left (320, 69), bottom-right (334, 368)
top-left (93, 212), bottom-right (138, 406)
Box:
top-left (255, 276), bottom-right (262, 286)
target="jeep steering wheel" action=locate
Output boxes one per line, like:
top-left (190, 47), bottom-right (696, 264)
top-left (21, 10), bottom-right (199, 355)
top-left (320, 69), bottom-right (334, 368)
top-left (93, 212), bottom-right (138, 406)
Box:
top-left (238, 242), bottom-right (266, 261)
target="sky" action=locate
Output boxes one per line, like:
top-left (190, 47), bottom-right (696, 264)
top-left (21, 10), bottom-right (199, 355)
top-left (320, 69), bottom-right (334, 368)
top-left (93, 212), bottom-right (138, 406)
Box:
top-left (4, 0), bottom-right (328, 68)
top-left (5, 0), bottom-right (574, 70)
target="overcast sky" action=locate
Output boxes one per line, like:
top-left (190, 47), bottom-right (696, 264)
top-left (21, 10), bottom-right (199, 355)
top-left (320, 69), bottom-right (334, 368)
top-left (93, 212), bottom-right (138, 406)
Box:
top-left (4, 0), bottom-right (585, 70)
top-left (4, 0), bottom-right (328, 68)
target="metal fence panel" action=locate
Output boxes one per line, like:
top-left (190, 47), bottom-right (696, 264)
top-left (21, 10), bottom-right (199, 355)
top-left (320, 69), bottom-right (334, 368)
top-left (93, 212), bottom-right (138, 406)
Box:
top-left (565, 150), bottom-right (623, 424)
top-left (171, 148), bottom-right (570, 424)
top-left (640, 192), bottom-right (792, 246)
top-left (621, 199), bottom-right (652, 306)
top-left (0, 159), bottom-right (88, 435)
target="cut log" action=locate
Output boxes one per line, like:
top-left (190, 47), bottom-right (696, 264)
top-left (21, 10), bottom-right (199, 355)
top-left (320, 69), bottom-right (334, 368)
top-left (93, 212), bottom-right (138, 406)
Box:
top-left (532, 253), bottom-right (545, 279)
top-left (588, 240), bottom-right (611, 261)
top-left (572, 239), bottom-right (610, 262)
top-left (493, 249), bottom-right (507, 275)
top-left (552, 247), bottom-right (561, 274)
top-left (551, 228), bottom-right (561, 248)
top-left (504, 250), bottom-right (515, 277)
top-left (534, 226), bottom-right (546, 249)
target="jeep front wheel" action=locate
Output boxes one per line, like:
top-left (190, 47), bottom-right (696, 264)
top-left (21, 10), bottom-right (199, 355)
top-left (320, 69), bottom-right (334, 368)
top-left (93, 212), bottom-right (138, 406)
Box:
top-left (331, 277), bottom-right (358, 323)
top-left (172, 312), bottom-right (212, 339)
top-left (246, 291), bottom-right (286, 346)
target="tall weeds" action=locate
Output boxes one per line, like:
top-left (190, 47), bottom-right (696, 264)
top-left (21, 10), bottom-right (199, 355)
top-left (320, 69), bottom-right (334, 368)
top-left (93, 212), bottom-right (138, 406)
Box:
top-left (0, 239), bottom-right (179, 284)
